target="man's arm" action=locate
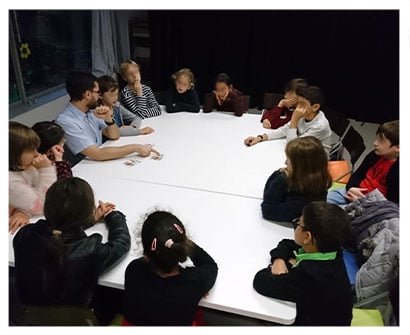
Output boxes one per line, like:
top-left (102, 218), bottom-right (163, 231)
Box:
top-left (102, 123), bottom-right (120, 140)
top-left (81, 143), bottom-right (158, 161)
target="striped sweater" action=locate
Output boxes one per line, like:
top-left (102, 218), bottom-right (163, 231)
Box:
top-left (121, 84), bottom-right (161, 119)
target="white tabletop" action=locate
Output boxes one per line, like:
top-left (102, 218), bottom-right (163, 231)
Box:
top-left (77, 176), bottom-right (296, 324)
top-left (73, 112), bottom-right (286, 199)
top-left (10, 111), bottom-right (296, 324)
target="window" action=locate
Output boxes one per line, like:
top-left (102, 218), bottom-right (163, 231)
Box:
top-left (9, 10), bottom-right (92, 105)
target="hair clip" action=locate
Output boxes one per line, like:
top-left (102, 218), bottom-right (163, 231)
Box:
top-left (173, 224), bottom-right (184, 234)
top-left (164, 239), bottom-right (174, 248)
top-left (151, 238), bottom-right (157, 251)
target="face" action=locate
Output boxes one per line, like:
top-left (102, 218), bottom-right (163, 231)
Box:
top-left (214, 82), bottom-right (230, 99)
top-left (373, 134), bottom-right (399, 159)
top-left (293, 216), bottom-right (307, 247)
top-left (124, 65), bottom-right (141, 86)
top-left (87, 82), bottom-right (100, 109)
top-left (284, 90), bottom-right (297, 104)
top-left (20, 148), bottom-right (39, 169)
top-left (296, 96), bottom-right (319, 115)
top-left (175, 74), bottom-right (191, 94)
top-left (101, 88), bottom-right (119, 106)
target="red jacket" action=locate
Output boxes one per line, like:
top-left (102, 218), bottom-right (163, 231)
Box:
top-left (261, 106), bottom-right (293, 129)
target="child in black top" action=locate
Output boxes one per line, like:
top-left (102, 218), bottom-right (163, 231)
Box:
top-left (166, 68), bottom-right (200, 113)
top-left (253, 201), bottom-right (353, 326)
top-left (123, 211), bottom-right (218, 326)
top-left (31, 121), bottom-right (73, 179)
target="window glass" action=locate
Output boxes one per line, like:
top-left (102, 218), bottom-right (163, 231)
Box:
top-left (10, 10), bottom-right (91, 99)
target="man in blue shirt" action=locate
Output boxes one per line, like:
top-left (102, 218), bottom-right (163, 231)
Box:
top-left (56, 71), bottom-right (159, 161)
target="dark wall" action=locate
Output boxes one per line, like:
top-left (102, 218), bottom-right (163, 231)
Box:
top-left (149, 10), bottom-right (399, 123)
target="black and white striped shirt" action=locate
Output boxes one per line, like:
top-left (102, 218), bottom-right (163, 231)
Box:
top-left (121, 84), bottom-right (161, 119)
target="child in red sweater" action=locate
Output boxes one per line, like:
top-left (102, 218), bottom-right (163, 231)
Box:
top-left (261, 78), bottom-right (307, 129)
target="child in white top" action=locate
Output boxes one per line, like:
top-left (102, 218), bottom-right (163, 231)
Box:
top-left (245, 85), bottom-right (332, 156)
top-left (9, 122), bottom-right (57, 233)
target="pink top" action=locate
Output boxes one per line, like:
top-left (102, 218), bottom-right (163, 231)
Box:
top-left (9, 166), bottom-right (57, 216)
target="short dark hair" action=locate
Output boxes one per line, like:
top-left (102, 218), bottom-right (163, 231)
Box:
top-left (9, 121), bottom-right (40, 171)
top-left (215, 73), bottom-right (232, 86)
top-left (141, 211), bottom-right (193, 274)
top-left (97, 75), bottom-right (119, 95)
top-left (66, 71), bottom-right (97, 101)
top-left (32, 121), bottom-right (65, 154)
top-left (284, 78), bottom-right (308, 93)
top-left (44, 177), bottom-right (95, 230)
top-left (376, 120), bottom-right (399, 146)
top-left (295, 85), bottom-right (325, 107)
top-left (302, 202), bottom-right (350, 252)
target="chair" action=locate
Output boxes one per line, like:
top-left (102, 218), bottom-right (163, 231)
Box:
top-left (241, 95), bottom-right (250, 113)
top-left (262, 92), bottom-right (284, 110)
top-left (328, 126), bottom-right (366, 183)
top-left (322, 106), bottom-right (350, 138)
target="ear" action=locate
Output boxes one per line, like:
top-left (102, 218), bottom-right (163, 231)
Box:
top-left (229, 84), bottom-right (233, 91)
top-left (303, 231), bottom-right (314, 245)
top-left (311, 103), bottom-right (320, 112)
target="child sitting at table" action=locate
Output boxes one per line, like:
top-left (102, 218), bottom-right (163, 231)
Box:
top-left (120, 60), bottom-right (161, 119)
top-left (244, 85), bottom-right (332, 156)
top-left (122, 210), bottom-right (218, 326)
top-left (327, 120), bottom-right (399, 205)
top-left (13, 177), bottom-right (130, 314)
top-left (261, 136), bottom-right (331, 223)
top-left (97, 75), bottom-right (154, 136)
top-left (203, 73), bottom-right (245, 116)
top-left (261, 78), bottom-right (307, 129)
top-left (253, 201), bottom-right (353, 325)
top-left (165, 68), bottom-right (200, 113)
top-left (9, 121), bottom-right (57, 234)
top-left (31, 121), bottom-right (73, 179)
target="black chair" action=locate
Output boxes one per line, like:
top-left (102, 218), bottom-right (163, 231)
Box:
top-left (322, 106), bottom-right (350, 138)
top-left (342, 126), bottom-right (366, 168)
top-left (330, 126), bottom-right (367, 183)
top-left (262, 92), bottom-right (284, 110)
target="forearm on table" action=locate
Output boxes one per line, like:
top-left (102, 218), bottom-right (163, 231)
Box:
top-left (82, 144), bottom-right (142, 161)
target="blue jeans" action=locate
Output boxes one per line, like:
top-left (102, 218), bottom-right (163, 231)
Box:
top-left (327, 188), bottom-right (348, 205)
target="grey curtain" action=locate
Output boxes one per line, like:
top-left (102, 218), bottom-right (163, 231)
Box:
top-left (91, 11), bottom-right (131, 78)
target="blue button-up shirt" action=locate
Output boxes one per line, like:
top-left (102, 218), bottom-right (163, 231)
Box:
top-left (55, 102), bottom-right (107, 155)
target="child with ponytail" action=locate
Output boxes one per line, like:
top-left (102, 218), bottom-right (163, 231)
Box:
top-left (123, 211), bottom-right (218, 326)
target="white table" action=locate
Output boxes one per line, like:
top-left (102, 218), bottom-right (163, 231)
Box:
top-left (75, 176), bottom-right (296, 324)
top-left (10, 111), bottom-right (296, 324)
top-left (73, 112), bottom-right (286, 199)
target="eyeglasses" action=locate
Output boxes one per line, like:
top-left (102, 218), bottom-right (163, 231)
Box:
top-left (292, 217), bottom-right (305, 230)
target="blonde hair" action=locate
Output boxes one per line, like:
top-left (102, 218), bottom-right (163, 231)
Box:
top-left (171, 68), bottom-right (195, 88)
top-left (285, 136), bottom-right (332, 200)
top-left (120, 60), bottom-right (140, 80)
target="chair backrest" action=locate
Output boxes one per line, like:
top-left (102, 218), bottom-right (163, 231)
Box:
top-left (262, 92), bottom-right (284, 110)
top-left (342, 126), bottom-right (366, 168)
top-left (322, 106), bottom-right (350, 138)
top-left (242, 94), bottom-right (250, 112)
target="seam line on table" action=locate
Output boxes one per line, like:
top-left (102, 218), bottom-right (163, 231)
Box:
top-left (105, 176), bottom-right (263, 201)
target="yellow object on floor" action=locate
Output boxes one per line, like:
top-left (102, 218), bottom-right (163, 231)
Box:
top-left (351, 308), bottom-right (384, 326)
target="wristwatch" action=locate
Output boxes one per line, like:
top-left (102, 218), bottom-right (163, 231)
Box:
top-left (257, 135), bottom-right (264, 141)
top-left (105, 119), bottom-right (115, 126)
